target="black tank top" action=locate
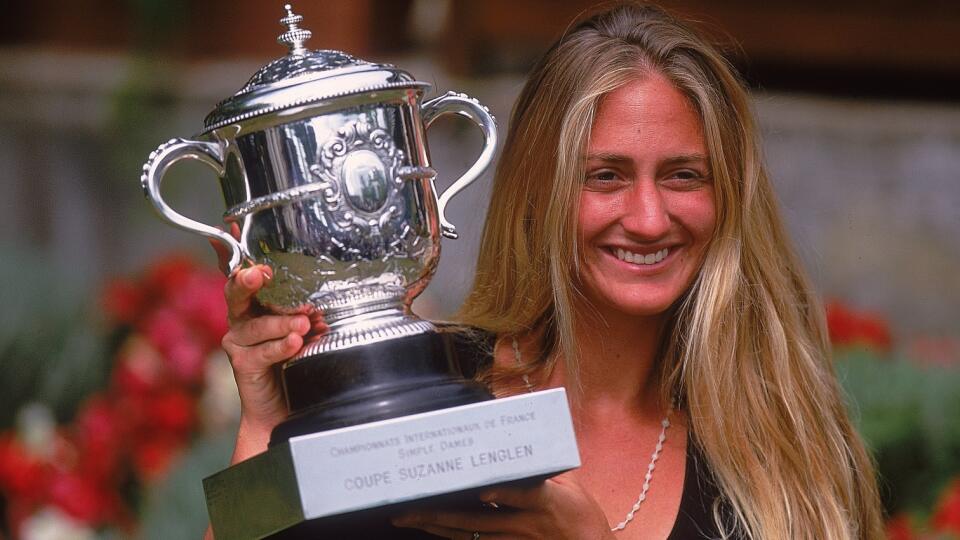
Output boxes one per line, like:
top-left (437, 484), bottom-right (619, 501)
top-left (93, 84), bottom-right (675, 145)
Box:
top-left (454, 329), bottom-right (739, 540)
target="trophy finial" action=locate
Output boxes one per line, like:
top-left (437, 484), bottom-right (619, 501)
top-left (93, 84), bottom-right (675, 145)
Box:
top-left (278, 4), bottom-right (312, 56)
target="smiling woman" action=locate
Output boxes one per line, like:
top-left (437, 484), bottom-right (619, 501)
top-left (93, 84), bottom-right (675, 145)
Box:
top-left (447, 2), bottom-right (885, 539)
top-left (216, 2), bottom-right (885, 539)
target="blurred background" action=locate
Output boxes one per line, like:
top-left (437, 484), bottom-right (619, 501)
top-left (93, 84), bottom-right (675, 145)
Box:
top-left (1, 1), bottom-right (958, 538)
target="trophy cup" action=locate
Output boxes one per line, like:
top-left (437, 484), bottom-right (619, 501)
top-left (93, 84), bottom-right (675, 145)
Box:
top-left (141, 6), bottom-right (578, 539)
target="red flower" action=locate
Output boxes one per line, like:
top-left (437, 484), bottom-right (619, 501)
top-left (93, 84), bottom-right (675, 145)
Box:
top-left (826, 300), bottom-right (893, 353)
top-left (141, 307), bottom-right (207, 383)
top-left (143, 254), bottom-right (199, 299)
top-left (933, 478), bottom-right (960, 535)
top-left (112, 338), bottom-right (166, 397)
top-left (886, 513), bottom-right (917, 540)
top-left (144, 388), bottom-right (196, 435)
top-left (102, 278), bottom-right (146, 325)
top-left (131, 435), bottom-right (183, 482)
top-left (166, 340), bottom-right (208, 383)
top-left (119, 386), bottom-right (196, 483)
top-left (47, 469), bottom-right (121, 526)
top-left (171, 272), bottom-right (228, 346)
top-left (73, 396), bottom-right (125, 483)
top-left (0, 435), bottom-right (49, 504)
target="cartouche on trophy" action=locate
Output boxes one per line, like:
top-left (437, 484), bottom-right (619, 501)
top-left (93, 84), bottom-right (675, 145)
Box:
top-left (141, 5), bottom-right (579, 539)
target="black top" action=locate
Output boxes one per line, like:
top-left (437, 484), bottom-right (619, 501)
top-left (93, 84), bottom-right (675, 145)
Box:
top-left (666, 443), bottom-right (733, 539)
top-left (454, 329), bottom-right (739, 539)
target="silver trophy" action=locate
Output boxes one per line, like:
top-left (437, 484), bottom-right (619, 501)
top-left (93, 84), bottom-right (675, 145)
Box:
top-left (143, 5), bottom-right (495, 357)
top-left (141, 6), bottom-right (578, 538)
top-left (142, 5), bottom-right (501, 441)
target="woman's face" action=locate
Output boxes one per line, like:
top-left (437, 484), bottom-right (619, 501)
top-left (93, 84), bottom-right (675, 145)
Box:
top-left (577, 74), bottom-right (716, 321)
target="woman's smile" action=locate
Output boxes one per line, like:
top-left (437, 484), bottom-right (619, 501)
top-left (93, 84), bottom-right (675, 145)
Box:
top-left (608, 246), bottom-right (670, 268)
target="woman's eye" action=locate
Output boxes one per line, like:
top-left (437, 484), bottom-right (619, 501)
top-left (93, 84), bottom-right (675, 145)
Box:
top-left (672, 170), bottom-right (702, 180)
top-left (584, 170), bottom-right (622, 189)
top-left (664, 169), bottom-right (710, 187)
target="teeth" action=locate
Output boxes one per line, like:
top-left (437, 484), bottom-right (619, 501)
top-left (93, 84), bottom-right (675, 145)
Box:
top-left (615, 247), bottom-right (668, 266)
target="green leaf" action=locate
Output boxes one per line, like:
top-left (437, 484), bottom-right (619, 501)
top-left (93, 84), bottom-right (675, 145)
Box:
top-left (137, 432), bottom-right (236, 540)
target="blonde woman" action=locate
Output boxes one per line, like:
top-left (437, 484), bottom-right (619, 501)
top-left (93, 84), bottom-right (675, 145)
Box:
top-left (219, 3), bottom-right (884, 539)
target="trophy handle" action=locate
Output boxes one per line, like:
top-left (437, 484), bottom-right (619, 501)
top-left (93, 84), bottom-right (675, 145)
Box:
top-left (422, 91), bottom-right (498, 240)
top-left (141, 138), bottom-right (246, 274)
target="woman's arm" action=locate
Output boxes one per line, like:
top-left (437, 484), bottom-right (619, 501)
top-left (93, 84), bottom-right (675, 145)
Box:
top-left (219, 265), bottom-right (316, 462)
top-left (203, 266), bottom-right (316, 540)
top-left (204, 235), bottom-right (326, 538)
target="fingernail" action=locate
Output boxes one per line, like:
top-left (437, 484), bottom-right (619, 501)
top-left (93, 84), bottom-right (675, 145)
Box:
top-left (260, 267), bottom-right (273, 281)
top-left (292, 317), bottom-right (309, 334)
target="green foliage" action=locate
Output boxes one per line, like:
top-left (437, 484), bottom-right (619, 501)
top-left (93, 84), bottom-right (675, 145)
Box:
top-left (837, 349), bottom-right (960, 515)
top-left (137, 431), bottom-right (236, 540)
top-left (0, 245), bottom-right (112, 428)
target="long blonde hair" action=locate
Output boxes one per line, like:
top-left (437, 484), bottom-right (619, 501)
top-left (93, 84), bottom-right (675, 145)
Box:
top-left (457, 3), bottom-right (884, 539)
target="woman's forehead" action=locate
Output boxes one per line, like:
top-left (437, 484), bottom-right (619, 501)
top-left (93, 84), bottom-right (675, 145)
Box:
top-left (587, 76), bottom-right (707, 158)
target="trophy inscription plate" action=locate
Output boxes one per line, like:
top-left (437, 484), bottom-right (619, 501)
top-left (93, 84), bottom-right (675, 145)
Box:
top-left (205, 390), bottom-right (579, 540)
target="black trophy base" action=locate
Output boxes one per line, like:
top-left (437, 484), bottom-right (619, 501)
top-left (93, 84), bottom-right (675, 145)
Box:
top-left (270, 329), bottom-right (493, 445)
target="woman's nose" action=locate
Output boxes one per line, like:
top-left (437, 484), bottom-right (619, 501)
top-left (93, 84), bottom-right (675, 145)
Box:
top-left (620, 181), bottom-right (670, 239)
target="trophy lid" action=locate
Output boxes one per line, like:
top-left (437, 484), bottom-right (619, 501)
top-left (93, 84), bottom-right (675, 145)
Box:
top-left (202, 4), bottom-right (429, 133)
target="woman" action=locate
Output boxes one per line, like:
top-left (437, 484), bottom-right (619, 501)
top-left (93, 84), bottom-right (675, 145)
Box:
top-left (219, 3), bottom-right (884, 539)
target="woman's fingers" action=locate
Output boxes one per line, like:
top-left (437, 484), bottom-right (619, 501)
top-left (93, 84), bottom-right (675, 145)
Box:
top-left (479, 482), bottom-right (547, 511)
top-left (395, 523), bottom-right (509, 540)
top-left (224, 265), bottom-right (273, 322)
top-left (393, 511), bottom-right (509, 532)
top-left (221, 313), bottom-right (310, 378)
top-left (392, 509), bottom-right (516, 536)
top-left (222, 328), bottom-right (305, 371)
top-left (227, 315), bottom-right (310, 347)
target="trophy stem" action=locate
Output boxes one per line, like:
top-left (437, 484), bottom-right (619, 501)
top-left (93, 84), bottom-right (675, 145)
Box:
top-left (292, 307), bottom-right (437, 360)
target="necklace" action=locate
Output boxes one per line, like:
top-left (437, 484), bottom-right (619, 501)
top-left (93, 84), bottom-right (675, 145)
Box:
top-left (511, 337), bottom-right (672, 532)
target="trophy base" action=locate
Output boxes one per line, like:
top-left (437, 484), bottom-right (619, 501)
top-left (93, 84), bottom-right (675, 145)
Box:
top-left (271, 330), bottom-right (493, 444)
top-left (204, 389), bottom-right (580, 540)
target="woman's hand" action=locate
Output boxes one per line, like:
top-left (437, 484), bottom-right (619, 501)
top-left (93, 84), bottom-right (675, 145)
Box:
top-left (391, 473), bottom-right (615, 540)
top-left (212, 234), bottom-right (327, 463)
top-left (221, 266), bottom-right (311, 453)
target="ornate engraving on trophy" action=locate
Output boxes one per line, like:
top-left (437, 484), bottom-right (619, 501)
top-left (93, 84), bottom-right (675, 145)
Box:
top-left (289, 112), bottom-right (431, 312)
top-left (241, 50), bottom-right (365, 94)
top-left (309, 114), bottom-right (405, 235)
